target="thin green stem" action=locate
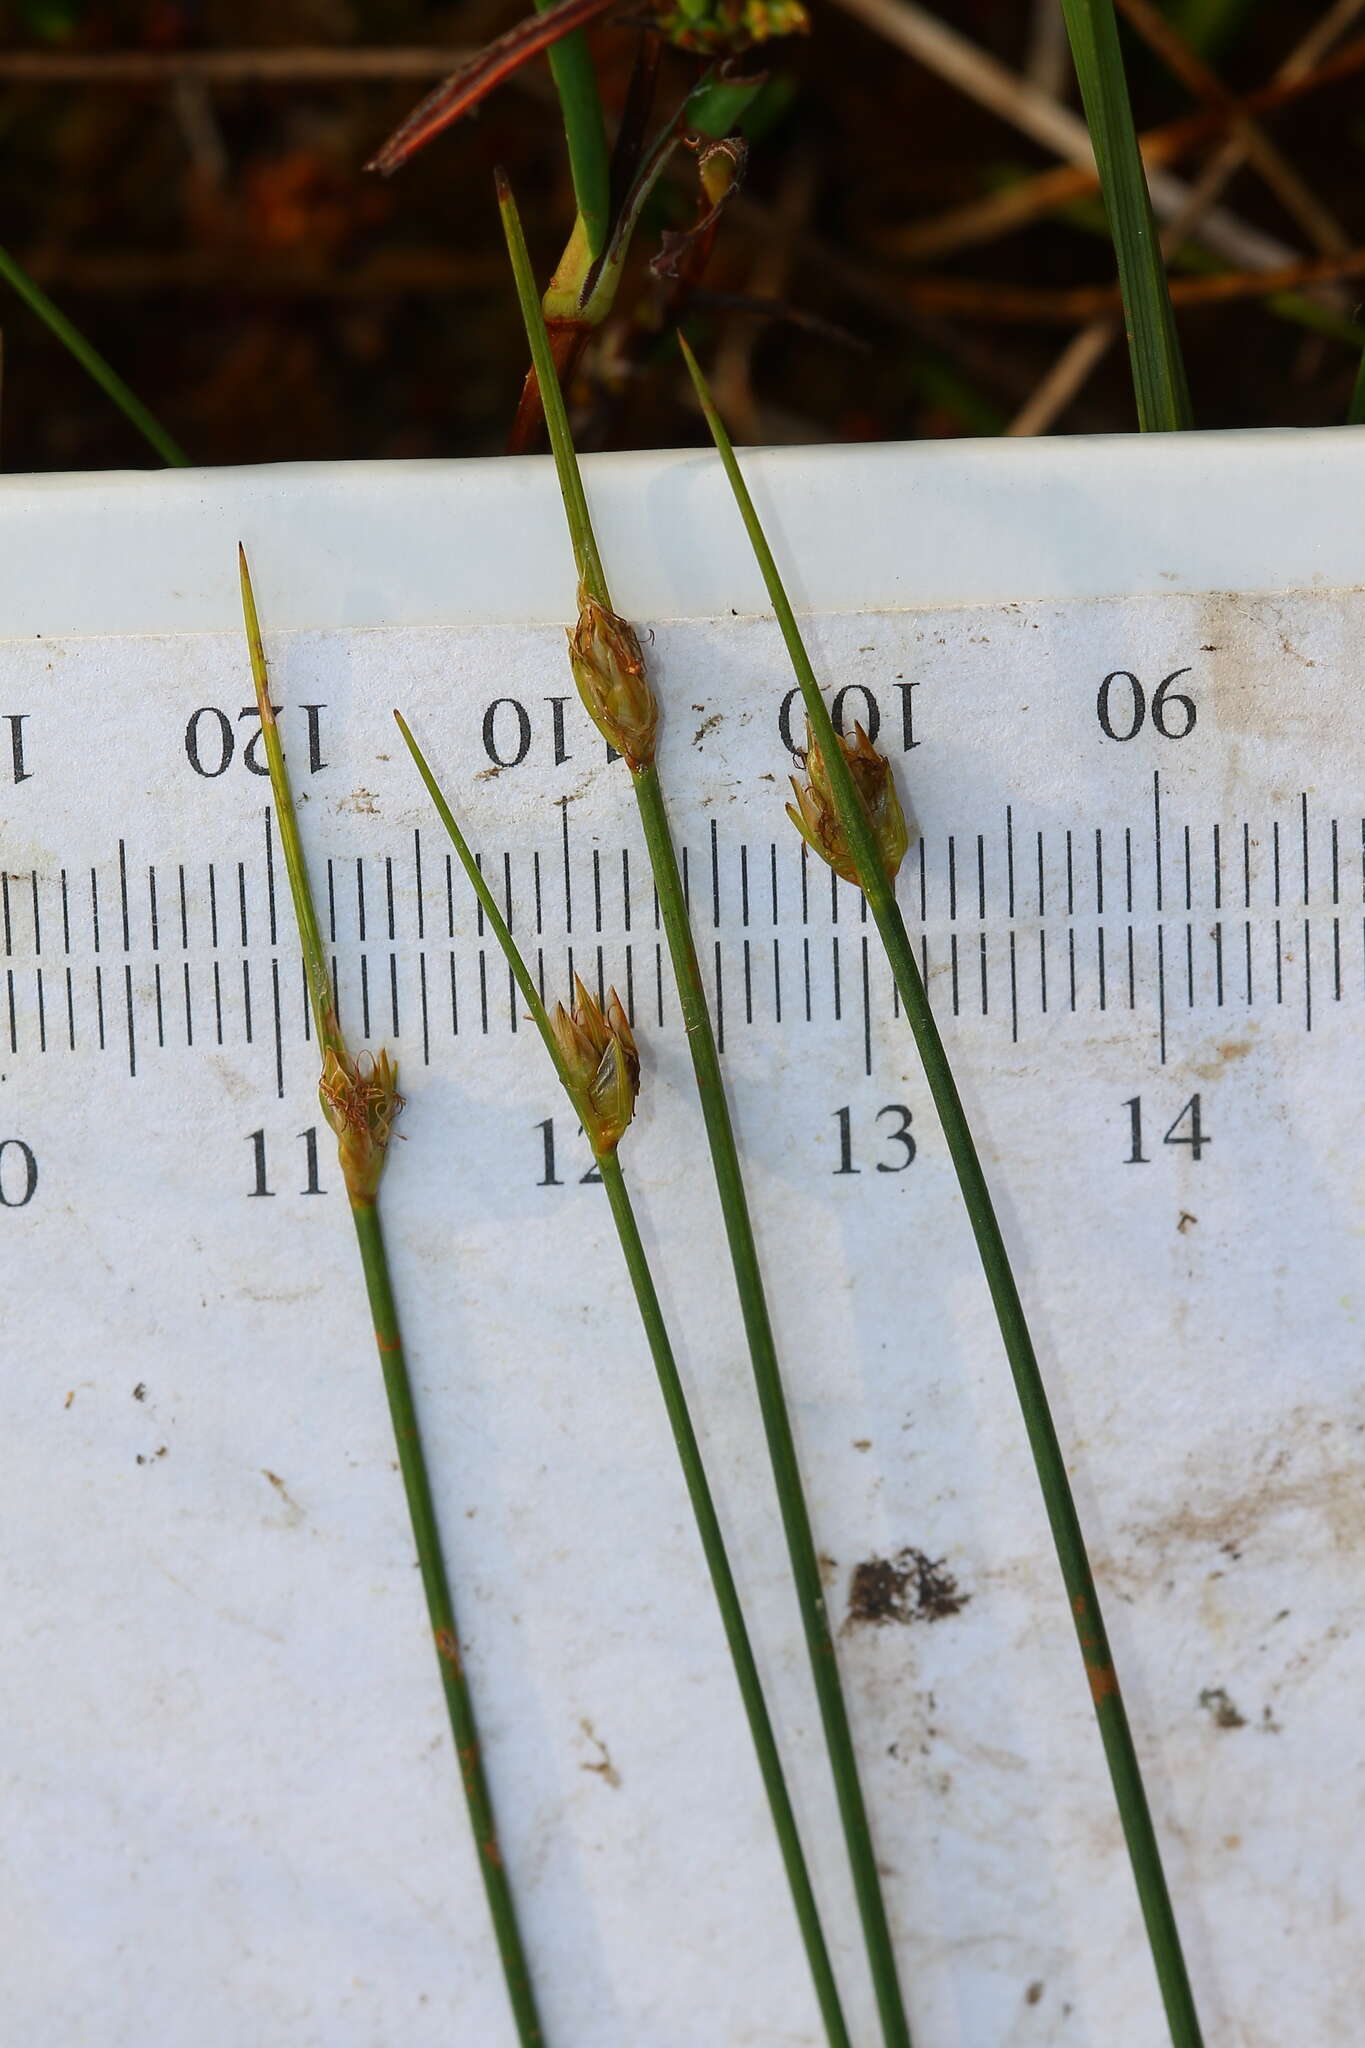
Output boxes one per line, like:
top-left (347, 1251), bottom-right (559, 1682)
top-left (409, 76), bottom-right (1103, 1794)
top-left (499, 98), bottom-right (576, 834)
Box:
top-left (351, 1201), bottom-right (546, 2048)
top-left (397, 707), bottom-right (853, 2046)
top-left (533, 0), bottom-right (611, 261)
top-left (0, 244), bottom-right (189, 466)
top-left (1059, 0), bottom-right (1193, 429)
top-left (1349, 346), bottom-right (1365, 426)
top-left (240, 558), bottom-right (546, 2048)
top-left (682, 335), bottom-right (1204, 2048)
top-left (498, 171), bottom-right (606, 592)
top-left (239, 549), bottom-right (338, 1055)
top-left (498, 170), bottom-right (913, 2048)
top-left (630, 758), bottom-right (913, 2048)
top-left (596, 1153), bottom-right (852, 2048)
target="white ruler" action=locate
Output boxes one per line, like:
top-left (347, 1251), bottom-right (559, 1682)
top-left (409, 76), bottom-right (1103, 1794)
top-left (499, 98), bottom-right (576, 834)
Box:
top-left (3, 439), bottom-right (1363, 2047)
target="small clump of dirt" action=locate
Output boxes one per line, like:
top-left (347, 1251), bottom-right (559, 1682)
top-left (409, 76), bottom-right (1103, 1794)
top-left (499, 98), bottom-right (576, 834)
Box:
top-left (847, 1547), bottom-right (969, 1628)
top-left (1199, 1686), bottom-right (1246, 1730)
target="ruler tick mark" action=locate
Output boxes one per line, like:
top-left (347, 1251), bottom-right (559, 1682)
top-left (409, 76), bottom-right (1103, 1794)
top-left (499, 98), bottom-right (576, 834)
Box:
top-left (1006, 806), bottom-right (1016, 919)
top-left (1273, 823), bottom-right (1282, 909)
top-left (1097, 926), bottom-right (1106, 1011)
top-left (1157, 926), bottom-right (1167, 1065)
top-left (265, 809), bottom-right (279, 946)
top-left (271, 959), bottom-right (283, 1097)
top-left (124, 964), bottom-right (136, 1077)
top-left (862, 937), bottom-right (872, 1076)
top-left (119, 840), bottom-right (131, 951)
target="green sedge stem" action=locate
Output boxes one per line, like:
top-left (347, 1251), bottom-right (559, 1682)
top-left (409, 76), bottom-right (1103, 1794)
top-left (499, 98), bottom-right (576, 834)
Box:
top-left (496, 174), bottom-right (913, 2048)
top-left (350, 1201), bottom-right (546, 2048)
top-left (534, 0), bottom-right (611, 263)
top-left (1349, 347), bottom-right (1365, 426)
top-left (498, 173), bottom-right (607, 595)
top-left (239, 558), bottom-right (546, 2048)
top-left (396, 708), bottom-right (853, 2047)
top-left (681, 334), bottom-right (1204, 2048)
top-left (594, 1152), bottom-right (853, 2048)
top-left (631, 761), bottom-right (912, 2048)
top-left (239, 548), bottom-right (339, 1058)
top-left (0, 243), bottom-right (190, 466)
top-left (1059, 0), bottom-right (1192, 430)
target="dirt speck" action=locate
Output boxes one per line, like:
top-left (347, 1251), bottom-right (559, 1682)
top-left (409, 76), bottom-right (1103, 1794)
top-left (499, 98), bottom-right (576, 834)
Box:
top-left (1026, 1981), bottom-right (1045, 2006)
top-left (1199, 1685), bottom-right (1246, 1730)
top-left (852, 1438), bottom-right (872, 1452)
top-left (136, 1446), bottom-right (169, 1467)
top-left (817, 1551), bottom-right (840, 1587)
top-left (847, 1548), bottom-right (969, 1627)
top-left (262, 1469), bottom-right (305, 1522)
top-left (132, 1382), bottom-right (147, 1401)
top-left (63, 1390), bottom-right (75, 1410)
top-left (338, 787), bottom-right (379, 815)
top-left (579, 1717), bottom-right (621, 1788)
top-left (475, 764), bottom-right (504, 781)
top-left (1178, 1211), bottom-right (1198, 1234)
top-left (693, 712), bottom-right (723, 748)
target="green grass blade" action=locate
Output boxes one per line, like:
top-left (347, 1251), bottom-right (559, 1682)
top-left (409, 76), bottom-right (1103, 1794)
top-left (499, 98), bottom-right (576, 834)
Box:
top-left (533, 0), bottom-right (612, 261)
top-left (681, 332), bottom-right (1205, 2048)
top-left (1060, 0), bottom-right (1193, 430)
top-left (0, 244), bottom-right (189, 466)
top-left (395, 709), bottom-right (855, 2047)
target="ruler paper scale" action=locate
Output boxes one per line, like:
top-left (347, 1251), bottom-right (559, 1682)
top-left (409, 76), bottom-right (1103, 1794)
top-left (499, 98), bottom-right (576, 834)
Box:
top-left (3, 442), bottom-right (1363, 2046)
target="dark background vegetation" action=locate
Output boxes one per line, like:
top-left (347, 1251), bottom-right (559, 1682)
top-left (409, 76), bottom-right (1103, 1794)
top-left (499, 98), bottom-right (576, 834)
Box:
top-left (1, 0), bottom-right (1361, 470)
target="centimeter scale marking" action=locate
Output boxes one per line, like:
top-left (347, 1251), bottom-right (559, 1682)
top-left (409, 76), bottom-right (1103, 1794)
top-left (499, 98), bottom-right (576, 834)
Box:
top-left (3, 773), bottom-right (1358, 1093)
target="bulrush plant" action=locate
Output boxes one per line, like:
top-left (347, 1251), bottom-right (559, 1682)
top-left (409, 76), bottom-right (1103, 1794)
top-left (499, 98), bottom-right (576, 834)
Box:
top-left (680, 336), bottom-right (1205, 2048)
top-left (395, 712), bottom-right (853, 2047)
top-left (497, 170), bottom-right (915, 2048)
top-left (237, 551), bottom-right (547, 2048)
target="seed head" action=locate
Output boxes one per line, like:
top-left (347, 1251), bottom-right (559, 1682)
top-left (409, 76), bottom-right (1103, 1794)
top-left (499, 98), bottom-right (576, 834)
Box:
top-left (319, 1046), bottom-right (404, 1204)
top-left (550, 977), bottom-right (640, 1154)
top-left (655, 0), bottom-right (810, 54)
top-left (567, 586), bottom-right (658, 770)
top-left (786, 719), bottom-right (909, 887)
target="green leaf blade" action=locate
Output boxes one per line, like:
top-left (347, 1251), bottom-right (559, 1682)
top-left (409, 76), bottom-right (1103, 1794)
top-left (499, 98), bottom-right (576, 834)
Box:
top-left (1060, 0), bottom-right (1193, 431)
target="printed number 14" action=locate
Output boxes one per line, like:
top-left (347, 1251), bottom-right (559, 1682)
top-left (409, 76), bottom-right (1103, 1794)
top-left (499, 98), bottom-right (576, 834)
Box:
top-left (1124, 1093), bottom-right (1209, 1163)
